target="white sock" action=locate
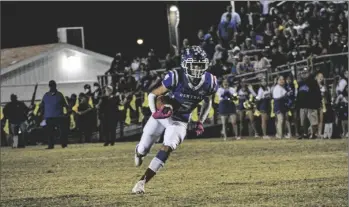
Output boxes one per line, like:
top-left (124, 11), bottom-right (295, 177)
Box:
top-left (13, 136), bottom-right (18, 148)
top-left (148, 157), bottom-right (164, 173)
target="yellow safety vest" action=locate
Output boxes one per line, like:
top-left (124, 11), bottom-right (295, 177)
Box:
top-left (191, 107), bottom-right (199, 122)
top-left (138, 107), bottom-right (144, 123)
top-left (125, 108), bottom-right (131, 125)
top-left (142, 92), bottom-right (149, 107)
top-left (0, 107), bottom-right (9, 134)
top-left (130, 95), bottom-right (136, 111)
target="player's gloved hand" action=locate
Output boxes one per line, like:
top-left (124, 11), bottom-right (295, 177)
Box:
top-left (195, 121), bottom-right (204, 136)
top-left (152, 105), bottom-right (173, 119)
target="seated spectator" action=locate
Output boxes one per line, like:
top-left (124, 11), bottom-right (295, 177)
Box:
top-left (287, 48), bottom-right (303, 63)
top-left (131, 57), bottom-right (140, 71)
top-left (270, 46), bottom-right (287, 71)
top-left (202, 34), bottom-right (215, 60)
top-left (241, 38), bottom-right (257, 51)
top-left (236, 55), bottom-right (254, 74)
top-left (147, 49), bottom-right (161, 70)
top-left (212, 44), bottom-right (227, 66)
top-left (254, 52), bottom-right (270, 71)
top-left (218, 13), bottom-right (236, 48)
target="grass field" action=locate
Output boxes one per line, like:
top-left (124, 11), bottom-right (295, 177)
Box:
top-left (1, 138), bottom-right (348, 207)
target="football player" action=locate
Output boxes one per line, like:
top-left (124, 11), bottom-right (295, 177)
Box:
top-left (132, 46), bottom-right (218, 194)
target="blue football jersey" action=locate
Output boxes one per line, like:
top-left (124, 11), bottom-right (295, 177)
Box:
top-left (162, 69), bottom-right (218, 122)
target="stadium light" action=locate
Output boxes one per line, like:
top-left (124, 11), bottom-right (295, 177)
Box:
top-left (137, 39), bottom-right (144, 45)
top-left (170, 5), bottom-right (178, 12)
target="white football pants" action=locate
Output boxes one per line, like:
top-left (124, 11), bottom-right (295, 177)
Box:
top-left (137, 116), bottom-right (187, 155)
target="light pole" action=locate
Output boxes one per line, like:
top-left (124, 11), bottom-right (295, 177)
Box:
top-left (167, 4), bottom-right (180, 52)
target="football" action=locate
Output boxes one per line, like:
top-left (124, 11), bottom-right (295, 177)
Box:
top-left (156, 95), bottom-right (172, 110)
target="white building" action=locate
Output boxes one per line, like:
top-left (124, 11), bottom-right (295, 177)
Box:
top-left (1, 43), bottom-right (113, 104)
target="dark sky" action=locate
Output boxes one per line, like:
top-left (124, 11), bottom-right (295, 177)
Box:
top-left (1, 1), bottom-right (233, 59)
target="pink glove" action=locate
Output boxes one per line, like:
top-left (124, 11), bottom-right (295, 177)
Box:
top-left (195, 121), bottom-right (204, 136)
top-left (152, 105), bottom-right (173, 119)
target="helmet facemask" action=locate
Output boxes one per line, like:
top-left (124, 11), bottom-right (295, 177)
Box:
top-left (182, 58), bottom-right (209, 79)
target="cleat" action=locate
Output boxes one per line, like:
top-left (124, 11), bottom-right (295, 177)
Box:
top-left (254, 134), bottom-right (259, 138)
top-left (134, 146), bottom-right (144, 167)
top-left (263, 136), bottom-right (270, 139)
top-left (285, 134), bottom-right (291, 139)
top-left (236, 137), bottom-right (241, 140)
top-left (132, 179), bottom-right (146, 194)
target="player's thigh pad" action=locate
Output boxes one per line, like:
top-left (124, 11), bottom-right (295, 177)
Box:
top-left (163, 122), bottom-right (187, 150)
top-left (138, 117), bottom-right (165, 155)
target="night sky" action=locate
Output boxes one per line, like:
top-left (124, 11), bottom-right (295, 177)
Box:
top-left (1, 1), bottom-right (232, 59)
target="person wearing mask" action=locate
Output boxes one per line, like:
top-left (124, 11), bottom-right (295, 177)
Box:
top-left (256, 79), bottom-right (271, 139)
top-left (217, 79), bottom-right (238, 140)
top-left (98, 86), bottom-right (119, 146)
top-left (3, 94), bottom-right (29, 148)
top-left (272, 76), bottom-right (288, 139)
top-left (237, 79), bottom-right (258, 139)
top-left (92, 83), bottom-right (102, 106)
top-left (296, 68), bottom-right (322, 139)
top-left (39, 80), bottom-right (70, 149)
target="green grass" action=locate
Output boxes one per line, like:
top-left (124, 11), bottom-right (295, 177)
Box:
top-left (1, 138), bottom-right (348, 207)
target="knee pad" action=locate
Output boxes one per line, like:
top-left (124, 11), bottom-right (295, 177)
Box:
top-left (163, 126), bottom-right (183, 151)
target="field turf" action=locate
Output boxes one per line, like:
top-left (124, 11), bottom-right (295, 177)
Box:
top-left (1, 138), bottom-right (348, 207)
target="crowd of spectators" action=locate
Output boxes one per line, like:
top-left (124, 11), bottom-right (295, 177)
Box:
top-left (1, 1), bottom-right (348, 148)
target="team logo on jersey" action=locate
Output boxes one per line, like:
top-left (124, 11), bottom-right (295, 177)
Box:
top-left (198, 90), bottom-right (206, 95)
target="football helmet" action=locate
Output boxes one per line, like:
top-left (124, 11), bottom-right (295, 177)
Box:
top-left (181, 46), bottom-right (209, 78)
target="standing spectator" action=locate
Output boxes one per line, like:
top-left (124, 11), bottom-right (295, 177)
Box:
top-left (105, 53), bottom-right (125, 86)
top-left (3, 94), bottom-right (29, 148)
top-left (256, 79), bottom-right (271, 139)
top-left (147, 49), bottom-right (161, 70)
top-left (92, 83), bottom-right (102, 106)
top-left (76, 93), bottom-right (94, 143)
top-left (296, 68), bottom-right (322, 139)
top-left (218, 13), bottom-right (236, 48)
top-left (217, 79), bottom-right (238, 140)
top-left (220, 5), bottom-right (241, 27)
top-left (272, 75), bottom-right (288, 139)
top-left (98, 86), bottom-right (119, 146)
top-left (197, 29), bottom-right (205, 45)
top-left (182, 38), bottom-right (190, 50)
top-left (202, 34), bottom-right (215, 60)
top-left (208, 25), bottom-right (219, 44)
top-left (39, 80), bottom-right (70, 149)
top-left (165, 53), bottom-right (176, 71)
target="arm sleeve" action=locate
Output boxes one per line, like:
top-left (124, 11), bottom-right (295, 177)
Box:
top-left (256, 88), bottom-right (263, 100)
top-left (162, 70), bottom-right (178, 90)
